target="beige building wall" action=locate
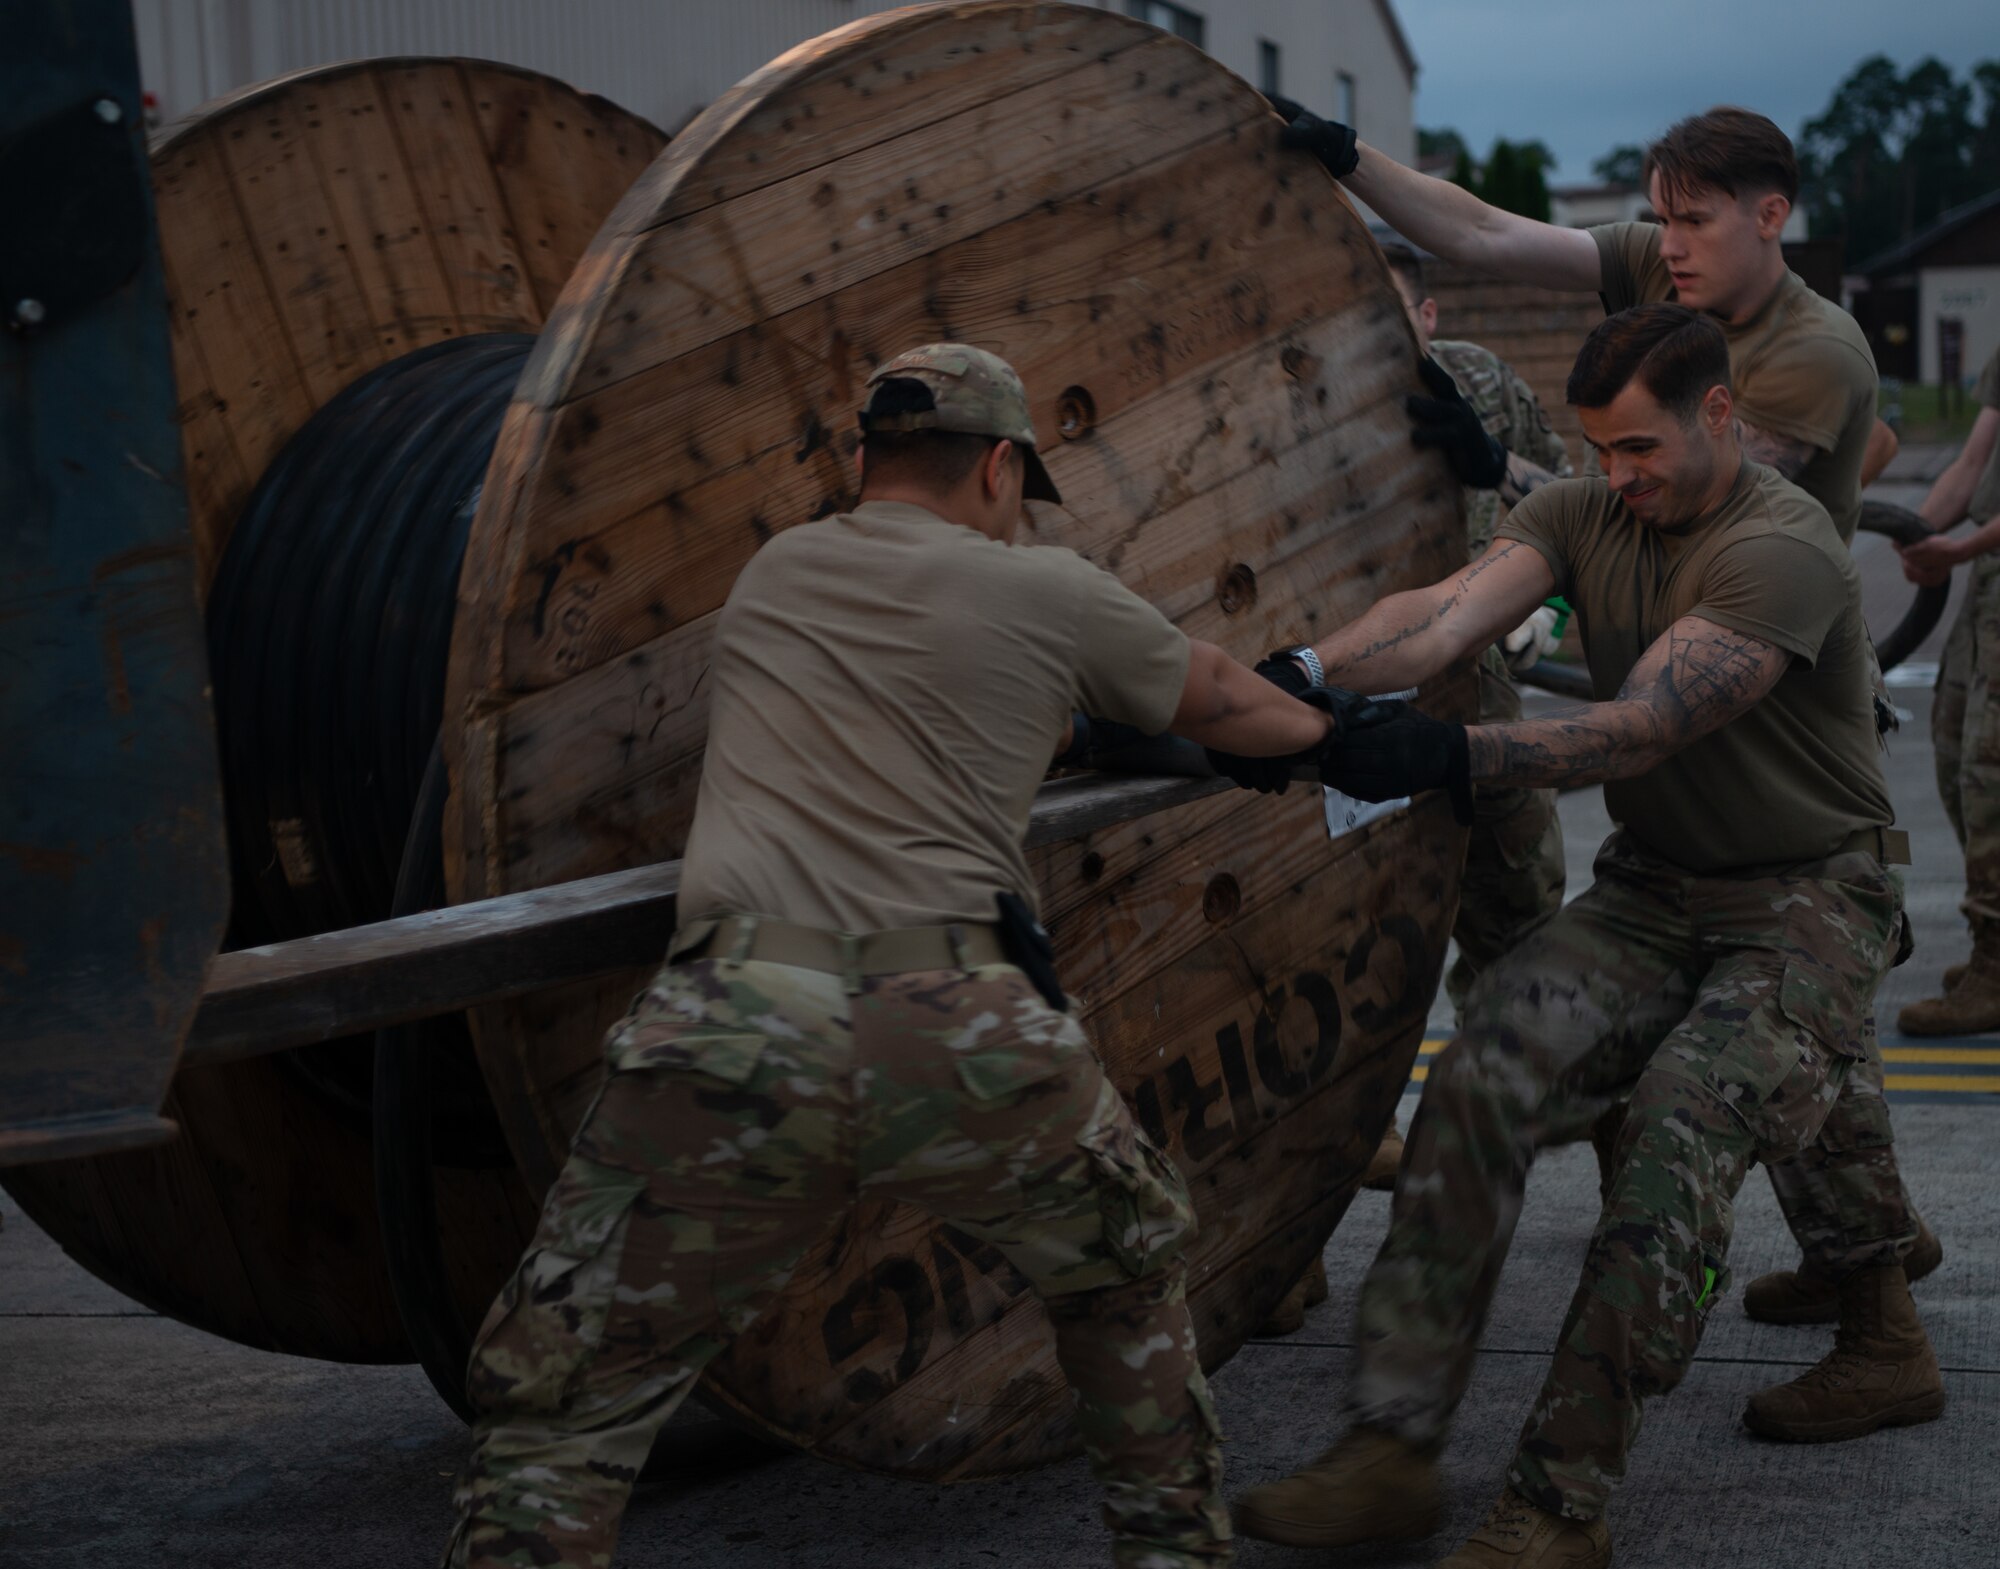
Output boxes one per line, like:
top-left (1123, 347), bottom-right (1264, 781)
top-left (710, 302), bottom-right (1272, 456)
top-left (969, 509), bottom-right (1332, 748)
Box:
top-left (1919, 266), bottom-right (2000, 387)
top-left (132, 0), bottom-right (1416, 161)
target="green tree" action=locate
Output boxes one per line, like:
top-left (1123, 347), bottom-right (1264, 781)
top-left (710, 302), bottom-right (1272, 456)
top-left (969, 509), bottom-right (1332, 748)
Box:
top-left (1592, 144), bottom-right (1645, 186)
top-left (1418, 126), bottom-right (1468, 164)
top-left (1800, 53), bottom-right (2000, 261)
top-left (1476, 138), bottom-right (1555, 222)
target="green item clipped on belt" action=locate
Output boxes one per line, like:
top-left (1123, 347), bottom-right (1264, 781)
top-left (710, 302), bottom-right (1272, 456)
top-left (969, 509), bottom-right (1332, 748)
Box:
top-left (1697, 1264), bottom-right (1718, 1310)
top-left (1544, 596), bottom-right (1572, 643)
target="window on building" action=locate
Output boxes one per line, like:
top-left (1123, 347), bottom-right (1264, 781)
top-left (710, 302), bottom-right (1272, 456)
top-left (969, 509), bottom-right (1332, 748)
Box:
top-left (1336, 71), bottom-right (1357, 126)
top-left (1259, 40), bottom-right (1281, 96)
top-left (1125, 1), bottom-right (1205, 48)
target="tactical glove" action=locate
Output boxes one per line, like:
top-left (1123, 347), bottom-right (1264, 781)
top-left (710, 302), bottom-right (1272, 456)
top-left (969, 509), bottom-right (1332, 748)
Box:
top-left (1264, 94), bottom-right (1361, 178)
top-left (1252, 650), bottom-right (1313, 696)
top-left (1408, 356), bottom-right (1508, 490)
top-left (1205, 684), bottom-right (1357, 796)
top-left (1320, 699), bottom-right (1474, 825)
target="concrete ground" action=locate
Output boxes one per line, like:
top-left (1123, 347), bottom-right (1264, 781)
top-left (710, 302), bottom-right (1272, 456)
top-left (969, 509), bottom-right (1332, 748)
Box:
top-left (3, 457), bottom-right (1994, 1567)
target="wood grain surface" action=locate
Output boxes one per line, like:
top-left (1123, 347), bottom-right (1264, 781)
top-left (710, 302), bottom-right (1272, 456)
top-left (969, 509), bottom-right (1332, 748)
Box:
top-left (446, 2), bottom-right (1471, 1477)
top-left (3, 60), bottom-right (664, 1364)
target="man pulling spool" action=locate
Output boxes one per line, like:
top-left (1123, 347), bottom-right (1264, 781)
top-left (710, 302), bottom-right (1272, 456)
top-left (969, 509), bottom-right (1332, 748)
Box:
top-left (442, 344), bottom-right (1347, 1569)
top-left (1265, 95), bottom-right (1938, 1349)
top-left (1228, 306), bottom-right (1943, 1567)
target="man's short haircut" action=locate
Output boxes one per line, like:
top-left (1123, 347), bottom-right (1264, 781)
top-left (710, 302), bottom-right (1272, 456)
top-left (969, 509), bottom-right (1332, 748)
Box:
top-left (1642, 106), bottom-right (1799, 208)
top-left (1378, 239), bottom-right (1426, 299)
top-left (1567, 303), bottom-right (1732, 421)
top-left (858, 376), bottom-right (1007, 491)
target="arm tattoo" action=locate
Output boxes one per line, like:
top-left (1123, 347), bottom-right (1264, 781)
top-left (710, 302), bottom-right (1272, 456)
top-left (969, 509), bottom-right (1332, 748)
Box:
top-left (1735, 419), bottom-right (1816, 481)
top-left (1318, 543), bottom-right (1532, 684)
top-left (1464, 617), bottom-right (1790, 788)
top-left (1498, 452), bottom-right (1560, 508)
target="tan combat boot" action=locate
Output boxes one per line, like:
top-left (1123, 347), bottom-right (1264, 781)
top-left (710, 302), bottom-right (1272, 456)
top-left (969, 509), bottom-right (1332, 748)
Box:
top-left (1942, 960), bottom-right (1968, 991)
top-left (1899, 930), bottom-right (2000, 1034)
top-left (1743, 1219), bottom-right (1942, 1325)
top-left (1363, 1125), bottom-right (1406, 1191)
top-left (1255, 1254), bottom-right (1329, 1336)
top-left (1436, 1491), bottom-right (1611, 1568)
top-left (1232, 1426), bottom-right (1442, 1548)
top-left (1742, 1261), bottom-right (1947, 1441)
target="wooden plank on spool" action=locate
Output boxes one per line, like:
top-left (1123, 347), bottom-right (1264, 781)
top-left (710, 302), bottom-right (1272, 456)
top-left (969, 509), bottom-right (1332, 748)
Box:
top-left (381, 62), bottom-right (543, 332)
top-left (151, 120), bottom-right (316, 591)
top-left (469, 70), bottom-right (666, 321)
top-left (448, 2), bottom-right (1469, 1478)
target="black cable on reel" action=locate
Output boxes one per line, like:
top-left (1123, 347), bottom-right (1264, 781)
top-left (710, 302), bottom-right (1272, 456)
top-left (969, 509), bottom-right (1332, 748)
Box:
top-left (206, 331), bottom-right (534, 1164)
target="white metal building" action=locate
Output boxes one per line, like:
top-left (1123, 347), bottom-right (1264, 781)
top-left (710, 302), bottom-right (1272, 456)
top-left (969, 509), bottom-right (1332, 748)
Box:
top-left (132, 1), bottom-right (1416, 160)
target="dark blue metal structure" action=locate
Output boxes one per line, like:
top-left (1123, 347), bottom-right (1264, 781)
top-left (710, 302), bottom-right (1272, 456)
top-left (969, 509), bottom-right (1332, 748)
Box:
top-left (0, 0), bottom-right (227, 1164)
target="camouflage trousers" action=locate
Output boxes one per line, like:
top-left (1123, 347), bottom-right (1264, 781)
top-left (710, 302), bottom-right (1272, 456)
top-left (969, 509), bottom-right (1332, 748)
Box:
top-left (1445, 652), bottom-right (1567, 1018)
top-left (1349, 830), bottom-right (1903, 1519)
top-left (1932, 554), bottom-right (2000, 926)
top-left (443, 953), bottom-right (1229, 1569)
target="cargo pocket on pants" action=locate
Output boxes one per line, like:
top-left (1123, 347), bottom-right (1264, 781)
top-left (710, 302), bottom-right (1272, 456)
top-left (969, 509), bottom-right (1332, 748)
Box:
top-left (1077, 1115), bottom-right (1196, 1279)
top-left (1701, 964), bottom-right (1846, 1165)
top-left (467, 1161), bottom-right (648, 1416)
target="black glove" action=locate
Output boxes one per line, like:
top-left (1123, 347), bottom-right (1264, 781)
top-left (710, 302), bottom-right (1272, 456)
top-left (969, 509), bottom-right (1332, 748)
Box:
top-left (1204, 684), bottom-right (1358, 796)
top-left (1407, 356), bottom-right (1508, 490)
top-left (1252, 650), bottom-right (1313, 696)
top-left (1264, 93), bottom-right (1360, 178)
top-left (1319, 699), bottom-right (1474, 825)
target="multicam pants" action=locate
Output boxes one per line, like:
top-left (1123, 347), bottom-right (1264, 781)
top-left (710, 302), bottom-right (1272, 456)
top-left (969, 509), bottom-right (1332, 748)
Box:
top-left (443, 956), bottom-right (1230, 1569)
top-left (1445, 651), bottom-right (1567, 1018)
top-left (1932, 555), bottom-right (2000, 926)
top-left (1349, 830), bottom-right (1904, 1520)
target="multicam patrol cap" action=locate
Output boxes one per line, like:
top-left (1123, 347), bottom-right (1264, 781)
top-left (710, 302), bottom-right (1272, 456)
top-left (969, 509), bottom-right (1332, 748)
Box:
top-left (859, 343), bottom-right (1062, 503)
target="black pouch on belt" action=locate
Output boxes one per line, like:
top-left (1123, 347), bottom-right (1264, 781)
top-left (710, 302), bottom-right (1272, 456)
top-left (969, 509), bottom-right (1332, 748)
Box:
top-left (996, 891), bottom-right (1068, 1012)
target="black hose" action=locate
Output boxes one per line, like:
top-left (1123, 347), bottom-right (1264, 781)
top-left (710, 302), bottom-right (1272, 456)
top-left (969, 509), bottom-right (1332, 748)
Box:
top-left (1858, 500), bottom-right (1950, 674)
top-left (205, 333), bottom-right (533, 1158)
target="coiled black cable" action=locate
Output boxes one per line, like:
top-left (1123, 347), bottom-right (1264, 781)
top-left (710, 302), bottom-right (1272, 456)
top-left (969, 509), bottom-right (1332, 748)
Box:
top-left (206, 332), bottom-right (533, 1164)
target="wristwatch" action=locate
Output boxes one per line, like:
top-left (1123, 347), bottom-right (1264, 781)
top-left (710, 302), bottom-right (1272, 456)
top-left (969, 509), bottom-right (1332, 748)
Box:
top-left (1283, 645), bottom-right (1325, 685)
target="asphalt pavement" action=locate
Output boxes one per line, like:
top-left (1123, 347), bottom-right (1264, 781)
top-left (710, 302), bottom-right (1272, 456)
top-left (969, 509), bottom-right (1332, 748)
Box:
top-left (3, 454), bottom-right (1994, 1568)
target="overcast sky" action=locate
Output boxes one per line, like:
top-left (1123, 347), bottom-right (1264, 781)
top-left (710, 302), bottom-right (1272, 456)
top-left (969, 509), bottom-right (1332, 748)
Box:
top-left (1398, 0), bottom-right (1997, 183)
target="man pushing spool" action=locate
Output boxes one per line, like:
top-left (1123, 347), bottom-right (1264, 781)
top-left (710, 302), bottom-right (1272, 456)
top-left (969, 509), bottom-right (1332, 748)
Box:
top-left (442, 344), bottom-right (1351, 1569)
top-left (1226, 306), bottom-right (1944, 1567)
top-left (1264, 96), bottom-right (1938, 1348)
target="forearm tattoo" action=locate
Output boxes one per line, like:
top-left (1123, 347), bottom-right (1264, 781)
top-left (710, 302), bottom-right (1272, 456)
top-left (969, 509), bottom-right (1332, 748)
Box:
top-left (1464, 618), bottom-right (1789, 787)
top-left (1498, 453), bottom-right (1560, 508)
top-left (1735, 419), bottom-right (1816, 481)
top-left (1319, 543), bottom-right (1528, 683)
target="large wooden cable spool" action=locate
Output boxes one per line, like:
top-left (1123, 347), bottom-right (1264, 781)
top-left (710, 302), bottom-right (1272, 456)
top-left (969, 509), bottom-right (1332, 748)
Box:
top-left (1, 59), bottom-right (665, 1361)
top-left (446, 2), bottom-right (1471, 1478)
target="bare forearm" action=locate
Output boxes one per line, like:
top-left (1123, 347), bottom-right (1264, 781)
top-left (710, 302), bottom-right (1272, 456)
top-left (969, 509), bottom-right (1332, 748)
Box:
top-left (1467, 617), bottom-right (1789, 787)
top-left (1466, 701), bottom-right (1671, 788)
top-left (1919, 454), bottom-right (1982, 531)
top-left (1345, 143), bottom-right (1504, 270)
top-left (1171, 642), bottom-right (1332, 755)
top-left (1307, 587), bottom-right (1450, 691)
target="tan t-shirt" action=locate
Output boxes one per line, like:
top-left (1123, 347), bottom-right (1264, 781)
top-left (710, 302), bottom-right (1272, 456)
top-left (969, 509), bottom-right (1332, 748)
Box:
top-left (1971, 345), bottom-right (2000, 524)
top-left (1496, 463), bottom-right (1891, 873)
top-left (1593, 223), bottom-right (1879, 544)
top-left (677, 500), bottom-right (1192, 931)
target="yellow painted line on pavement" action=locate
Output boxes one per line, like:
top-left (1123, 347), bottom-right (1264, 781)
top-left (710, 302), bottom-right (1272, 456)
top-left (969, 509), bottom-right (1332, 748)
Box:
top-left (1884, 1073), bottom-right (2000, 1093)
top-left (1882, 1046), bottom-right (2000, 1065)
top-left (1411, 1064), bottom-right (1429, 1082)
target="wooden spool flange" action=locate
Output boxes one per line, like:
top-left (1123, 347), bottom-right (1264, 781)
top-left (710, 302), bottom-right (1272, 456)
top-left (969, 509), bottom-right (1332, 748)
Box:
top-left (2, 59), bottom-right (664, 1360)
top-left (448, 2), bottom-right (1470, 1478)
